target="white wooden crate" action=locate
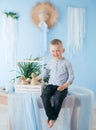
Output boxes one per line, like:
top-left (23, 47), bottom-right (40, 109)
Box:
top-left (15, 84), bottom-right (42, 94)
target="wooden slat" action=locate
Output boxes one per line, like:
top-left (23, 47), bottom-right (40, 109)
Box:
top-left (0, 93), bottom-right (8, 105)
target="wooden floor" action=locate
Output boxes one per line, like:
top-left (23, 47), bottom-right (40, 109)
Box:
top-left (0, 105), bottom-right (9, 130)
top-left (0, 104), bottom-right (96, 130)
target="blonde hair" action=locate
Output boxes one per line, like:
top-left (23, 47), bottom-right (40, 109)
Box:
top-left (50, 39), bottom-right (63, 46)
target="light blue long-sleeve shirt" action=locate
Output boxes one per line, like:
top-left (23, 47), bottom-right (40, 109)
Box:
top-left (43, 58), bottom-right (74, 86)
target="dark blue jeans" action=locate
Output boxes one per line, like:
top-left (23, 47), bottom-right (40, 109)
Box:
top-left (41, 84), bottom-right (68, 120)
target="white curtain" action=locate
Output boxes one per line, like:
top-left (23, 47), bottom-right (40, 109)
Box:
top-left (67, 7), bottom-right (85, 56)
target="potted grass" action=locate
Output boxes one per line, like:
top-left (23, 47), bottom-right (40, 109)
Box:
top-left (15, 56), bottom-right (42, 85)
top-left (14, 56), bottom-right (49, 93)
top-left (14, 56), bottom-right (44, 93)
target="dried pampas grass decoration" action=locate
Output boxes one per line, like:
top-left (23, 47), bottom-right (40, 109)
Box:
top-left (31, 2), bottom-right (58, 28)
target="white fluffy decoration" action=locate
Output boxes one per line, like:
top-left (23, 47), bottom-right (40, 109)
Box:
top-left (0, 13), bottom-right (18, 65)
top-left (67, 7), bottom-right (85, 56)
top-left (39, 21), bottom-right (48, 53)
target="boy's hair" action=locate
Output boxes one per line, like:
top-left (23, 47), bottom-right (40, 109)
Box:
top-left (50, 39), bottom-right (63, 46)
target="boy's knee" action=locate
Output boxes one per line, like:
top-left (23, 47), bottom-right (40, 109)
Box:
top-left (41, 93), bottom-right (47, 100)
top-left (41, 93), bottom-right (50, 102)
top-left (54, 95), bottom-right (65, 105)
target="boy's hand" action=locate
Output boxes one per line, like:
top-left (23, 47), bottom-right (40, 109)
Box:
top-left (57, 85), bottom-right (66, 91)
top-left (57, 82), bottom-right (72, 91)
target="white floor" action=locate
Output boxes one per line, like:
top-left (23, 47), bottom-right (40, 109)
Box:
top-left (0, 104), bottom-right (96, 130)
top-left (93, 108), bottom-right (96, 130)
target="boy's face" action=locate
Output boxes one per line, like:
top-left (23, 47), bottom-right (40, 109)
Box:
top-left (50, 44), bottom-right (65, 60)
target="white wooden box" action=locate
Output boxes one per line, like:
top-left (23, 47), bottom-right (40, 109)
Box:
top-left (15, 84), bottom-right (42, 94)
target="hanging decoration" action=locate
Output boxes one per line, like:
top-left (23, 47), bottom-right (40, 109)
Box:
top-left (67, 6), bottom-right (85, 56)
top-left (31, 2), bottom-right (58, 53)
top-left (39, 22), bottom-right (48, 53)
top-left (1, 11), bottom-right (19, 65)
top-left (31, 2), bottom-right (58, 28)
top-left (0, 11), bottom-right (19, 86)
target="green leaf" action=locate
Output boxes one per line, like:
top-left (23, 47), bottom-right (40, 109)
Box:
top-left (17, 57), bottom-right (42, 79)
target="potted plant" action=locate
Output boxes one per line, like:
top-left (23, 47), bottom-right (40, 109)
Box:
top-left (15, 57), bottom-right (42, 85)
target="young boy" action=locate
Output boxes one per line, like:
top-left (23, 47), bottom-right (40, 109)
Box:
top-left (38, 39), bottom-right (74, 128)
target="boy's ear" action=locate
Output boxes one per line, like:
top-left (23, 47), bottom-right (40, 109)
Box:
top-left (63, 48), bottom-right (65, 53)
